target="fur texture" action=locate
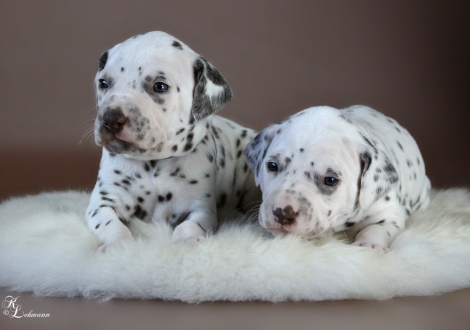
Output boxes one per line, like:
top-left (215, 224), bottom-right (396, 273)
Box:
top-left (0, 189), bottom-right (470, 302)
top-left (244, 106), bottom-right (431, 251)
top-left (88, 31), bottom-right (259, 250)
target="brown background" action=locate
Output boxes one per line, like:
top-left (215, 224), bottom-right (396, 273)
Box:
top-left (1, 1), bottom-right (470, 329)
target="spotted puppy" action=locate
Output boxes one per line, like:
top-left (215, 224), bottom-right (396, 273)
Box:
top-left (244, 105), bottom-right (431, 251)
top-left (86, 31), bottom-right (259, 251)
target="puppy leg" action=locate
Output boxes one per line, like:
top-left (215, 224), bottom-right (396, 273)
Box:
top-left (352, 211), bottom-right (406, 252)
top-left (171, 209), bottom-right (217, 244)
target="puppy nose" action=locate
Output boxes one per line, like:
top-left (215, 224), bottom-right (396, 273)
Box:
top-left (273, 205), bottom-right (297, 225)
top-left (103, 109), bottom-right (127, 133)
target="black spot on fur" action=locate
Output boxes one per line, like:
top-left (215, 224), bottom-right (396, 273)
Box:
top-left (284, 157), bottom-right (291, 169)
top-left (217, 193), bottom-right (227, 208)
top-left (184, 142), bottom-right (193, 151)
top-left (397, 141), bottom-right (404, 151)
top-left (166, 192), bottom-right (173, 201)
top-left (132, 205), bottom-right (147, 220)
top-left (172, 40), bottom-right (183, 50)
top-left (170, 167), bottom-right (181, 177)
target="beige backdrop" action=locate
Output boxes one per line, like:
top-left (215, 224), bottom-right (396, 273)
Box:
top-left (0, 0), bottom-right (469, 188)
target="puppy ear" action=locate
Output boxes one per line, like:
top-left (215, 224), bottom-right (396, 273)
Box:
top-left (358, 149), bottom-right (399, 210)
top-left (243, 124), bottom-right (279, 186)
top-left (191, 57), bottom-right (232, 121)
top-left (98, 51), bottom-right (109, 71)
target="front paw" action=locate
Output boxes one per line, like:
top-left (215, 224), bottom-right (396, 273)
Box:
top-left (352, 240), bottom-right (390, 253)
top-left (97, 225), bottom-right (134, 253)
top-left (175, 236), bottom-right (207, 245)
top-left (171, 221), bottom-right (207, 244)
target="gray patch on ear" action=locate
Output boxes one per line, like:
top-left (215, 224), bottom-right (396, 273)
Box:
top-left (191, 58), bottom-right (232, 121)
top-left (99, 51), bottom-right (109, 71)
top-left (383, 159), bottom-right (399, 184)
top-left (361, 151), bottom-right (372, 175)
top-left (243, 126), bottom-right (278, 182)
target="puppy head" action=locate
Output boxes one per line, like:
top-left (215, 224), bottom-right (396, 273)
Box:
top-left (244, 106), bottom-right (392, 238)
top-left (94, 31), bottom-right (232, 160)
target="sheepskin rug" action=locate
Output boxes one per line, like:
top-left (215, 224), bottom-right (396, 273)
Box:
top-left (0, 188), bottom-right (470, 303)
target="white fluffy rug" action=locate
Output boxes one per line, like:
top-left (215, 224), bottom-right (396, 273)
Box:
top-left (0, 189), bottom-right (470, 302)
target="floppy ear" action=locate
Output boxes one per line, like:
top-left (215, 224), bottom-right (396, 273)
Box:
top-left (191, 57), bottom-right (232, 121)
top-left (243, 124), bottom-right (279, 186)
top-left (358, 148), bottom-right (399, 210)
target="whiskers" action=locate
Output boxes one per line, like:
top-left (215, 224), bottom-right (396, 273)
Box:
top-left (244, 200), bottom-right (262, 223)
top-left (80, 119), bottom-right (96, 145)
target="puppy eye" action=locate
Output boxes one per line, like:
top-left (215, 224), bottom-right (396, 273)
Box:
top-left (154, 82), bottom-right (169, 93)
top-left (98, 79), bottom-right (108, 89)
top-left (267, 162), bottom-right (279, 172)
top-left (323, 177), bottom-right (339, 186)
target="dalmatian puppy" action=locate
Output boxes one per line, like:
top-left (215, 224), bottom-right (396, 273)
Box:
top-left (244, 105), bottom-right (431, 251)
top-left (86, 31), bottom-right (259, 251)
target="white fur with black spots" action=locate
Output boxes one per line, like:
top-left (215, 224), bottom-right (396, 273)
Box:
top-left (86, 31), bottom-right (260, 251)
top-left (244, 105), bottom-right (431, 252)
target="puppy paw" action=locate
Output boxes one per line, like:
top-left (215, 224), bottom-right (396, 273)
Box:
top-left (352, 241), bottom-right (390, 253)
top-left (175, 235), bottom-right (207, 245)
top-left (97, 226), bottom-right (134, 253)
top-left (97, 244), bottom-right (109, 254)
top-left (172, 221), bottom-right (207, 244)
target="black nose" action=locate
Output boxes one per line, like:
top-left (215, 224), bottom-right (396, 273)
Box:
top-left (103, 109), bottom-right (127, 133)
top-left (273, 205), bottom-right (297, 225)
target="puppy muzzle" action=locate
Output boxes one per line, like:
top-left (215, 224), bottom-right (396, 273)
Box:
top-left (260, 190), bottom-right (330, 238)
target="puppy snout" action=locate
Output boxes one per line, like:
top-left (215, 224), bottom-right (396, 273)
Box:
top-left (103, 109), bottom-right (127, 134)
top-left (273, 205), bottom-right (297, 225)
